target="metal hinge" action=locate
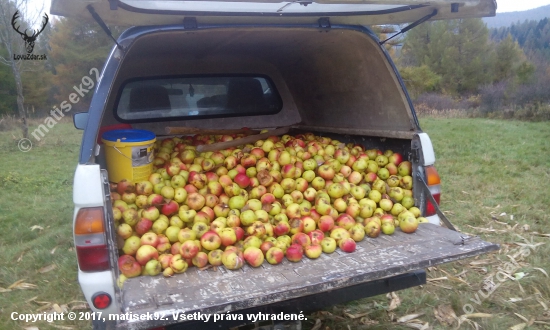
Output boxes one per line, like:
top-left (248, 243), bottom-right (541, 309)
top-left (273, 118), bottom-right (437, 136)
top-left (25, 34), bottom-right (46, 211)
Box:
top-left (411, 139), bottom-right (421, 163)
top-left (183, 17), bottom-right (198, 30)
top-left (318, 17), bottom-right (331, 29)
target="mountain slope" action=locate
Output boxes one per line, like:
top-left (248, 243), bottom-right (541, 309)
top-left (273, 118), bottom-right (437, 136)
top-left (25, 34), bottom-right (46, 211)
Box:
top-left (484, 5), bottom-right (550, 29)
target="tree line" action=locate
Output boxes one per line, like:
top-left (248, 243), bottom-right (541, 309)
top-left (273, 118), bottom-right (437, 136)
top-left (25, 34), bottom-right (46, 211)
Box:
top-left (0, 0), bottom-right (125, 137)
top-left (1, 5), bottom-right (549, 138)
top-left (395, 17), bottom-right (550, 118)
top-left (491, 17), bottom-right (550, 60)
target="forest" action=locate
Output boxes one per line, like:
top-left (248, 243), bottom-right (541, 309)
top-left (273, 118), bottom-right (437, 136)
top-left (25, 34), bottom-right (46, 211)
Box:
top-left (1, 6), bottom-right (549, 139)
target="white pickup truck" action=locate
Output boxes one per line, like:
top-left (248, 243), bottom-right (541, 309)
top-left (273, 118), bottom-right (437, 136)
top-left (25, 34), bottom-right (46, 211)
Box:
top-left (52, 0), bottom-right (499, 329)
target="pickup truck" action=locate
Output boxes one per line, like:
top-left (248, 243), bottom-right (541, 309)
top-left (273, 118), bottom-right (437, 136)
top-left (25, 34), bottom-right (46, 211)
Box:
top-left (52, 0), bottom-right (499, 329)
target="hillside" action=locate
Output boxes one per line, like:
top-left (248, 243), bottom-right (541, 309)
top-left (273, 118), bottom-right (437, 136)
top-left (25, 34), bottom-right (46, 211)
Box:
top-left (484, 5), bottom-right (550, 28)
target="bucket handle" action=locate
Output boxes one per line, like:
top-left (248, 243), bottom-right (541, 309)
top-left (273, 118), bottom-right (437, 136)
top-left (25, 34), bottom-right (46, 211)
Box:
top-left (112, 146), bottom-right (133, 161)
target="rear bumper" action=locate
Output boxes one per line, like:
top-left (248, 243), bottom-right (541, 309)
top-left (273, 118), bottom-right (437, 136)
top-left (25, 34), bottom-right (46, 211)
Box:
top-left (79, 269), bottom-right (120, 315)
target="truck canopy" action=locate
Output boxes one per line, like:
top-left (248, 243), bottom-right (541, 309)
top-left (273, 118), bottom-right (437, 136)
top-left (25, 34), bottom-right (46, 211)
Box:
top-left (98, 26), bottom-right (417, 139)
top-left (51, 0), bottom-right (496, 26)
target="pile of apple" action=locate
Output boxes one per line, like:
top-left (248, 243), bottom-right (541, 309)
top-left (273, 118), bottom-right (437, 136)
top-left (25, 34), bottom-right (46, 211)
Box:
top-left (113, 132), bottom-right (428, 283)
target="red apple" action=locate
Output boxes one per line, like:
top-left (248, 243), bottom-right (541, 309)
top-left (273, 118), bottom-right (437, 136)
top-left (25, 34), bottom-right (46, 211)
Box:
top-left (117, 179), bottom-right (135, 195)
top-left (266, 247), bottom-right (284, 265)
top-left (118, 255), bottom-right (142, 278)
top-left (291, 232), bottom-right (311, 248)
top-left (243, 247), bottom-right (265, 267)
top-left (318, 215), bottom-right (335, 232)
top-left (215, 227), bottom-right (235, 246)
top-left (234, 173), bottom-right (251, 189)
top-left (192, 251), bottom-right (209, 268)
top-left (336, 214), bottom-right (356, 230)
top-left (140, 232), bottom-right (159, 247)
top-left (180, 240), bottom-right (200, 259)
top-left (135, 218), bottom-right (153, 236)
top-left (136, 244), bottom-right (159, 266)
top-left (161, 200), bottom-right (179, 216)
top-left (186, 192), bottom-right (206, 211)
top-left (285, 244), bottom-right (303, 262)
top-left (339, 237), bottom-right (357, 253)
top-left (308, 230), bottom-right (325, 245)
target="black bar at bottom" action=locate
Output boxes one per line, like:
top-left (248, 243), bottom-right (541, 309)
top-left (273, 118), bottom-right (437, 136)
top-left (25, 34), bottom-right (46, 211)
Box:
top-left (166, 270), bottom-right (426, 330)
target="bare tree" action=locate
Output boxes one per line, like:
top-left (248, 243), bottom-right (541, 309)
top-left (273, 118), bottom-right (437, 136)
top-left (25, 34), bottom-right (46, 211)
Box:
top-left (0, 0), bottom-right (45, 139)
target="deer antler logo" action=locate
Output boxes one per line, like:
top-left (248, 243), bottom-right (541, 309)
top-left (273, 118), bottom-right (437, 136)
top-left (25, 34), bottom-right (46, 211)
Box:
top-left (11, 11), bottom-right (49, 54)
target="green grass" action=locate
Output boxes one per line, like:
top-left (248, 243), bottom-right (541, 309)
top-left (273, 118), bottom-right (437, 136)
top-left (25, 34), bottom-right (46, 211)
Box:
top-left (1, 119), bottom-right (549, 330)
top-left (0, 121), bottom-right (89, 330)
top-left (303, 118), bottom-right (550, 329)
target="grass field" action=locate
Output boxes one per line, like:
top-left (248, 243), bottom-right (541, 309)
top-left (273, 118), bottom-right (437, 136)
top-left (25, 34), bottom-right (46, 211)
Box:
top-left (0, 118), bottom-right (549, 330)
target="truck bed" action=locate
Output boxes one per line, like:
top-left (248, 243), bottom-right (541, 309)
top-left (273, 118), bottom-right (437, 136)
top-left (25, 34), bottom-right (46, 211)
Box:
top-left (118, 224), bottom-right (498, 329)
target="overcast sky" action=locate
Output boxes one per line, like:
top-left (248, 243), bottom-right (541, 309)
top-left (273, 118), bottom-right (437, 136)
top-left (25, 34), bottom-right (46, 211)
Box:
top-left (497, 0), bottom-right (550, 12)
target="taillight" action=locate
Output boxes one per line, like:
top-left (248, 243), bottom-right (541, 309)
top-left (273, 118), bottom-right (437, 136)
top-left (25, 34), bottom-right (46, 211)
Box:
top-left (92, 292), bottom-right (112, 309)
top-left (75, 207), bottom-right (109, 271)
top-left (424, 166), bottom-right (441, 216)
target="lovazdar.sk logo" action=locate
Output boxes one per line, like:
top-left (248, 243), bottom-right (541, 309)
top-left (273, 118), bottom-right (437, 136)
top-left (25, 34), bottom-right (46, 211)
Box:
top-left (11, 10), bottom-right (48, 60)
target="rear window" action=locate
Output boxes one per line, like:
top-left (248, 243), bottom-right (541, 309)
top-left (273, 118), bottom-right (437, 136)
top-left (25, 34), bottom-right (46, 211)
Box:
top-left (114, 75), bottom-right (282, 122)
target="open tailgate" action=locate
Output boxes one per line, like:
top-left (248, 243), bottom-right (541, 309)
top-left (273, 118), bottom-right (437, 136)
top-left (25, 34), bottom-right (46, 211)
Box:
top-left (119, 224), bottom-right (498, 329)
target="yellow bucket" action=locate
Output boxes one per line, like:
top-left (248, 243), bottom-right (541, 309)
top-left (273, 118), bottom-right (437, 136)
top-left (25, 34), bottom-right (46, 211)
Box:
top-left (101, 129), bottom-right (156, 183)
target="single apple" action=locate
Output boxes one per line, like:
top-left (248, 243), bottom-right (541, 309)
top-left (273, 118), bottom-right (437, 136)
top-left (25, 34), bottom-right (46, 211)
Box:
top-left (304, 244), bottom-right (323, 259)
top-left (339, 237), bottom-right (357, 253)
top-left (118, 255), bottom-right (141, 278)
top-left (243, 247), bottom-right (265, 267)
top-left (266, 247), bottom-right (284, 265)
top-left (286, 244), bottom-right (303, 262)
top-left (400, 216), bottom-right (419, 233)
top-left (207, 249), bottom-right (223, 266)
top-left (321, 237), bottom-right (337, 253)
top-left (192, 251), bottom-right (209, 268)
top-left (136, 244), bottom-right (159, 266)
top-left (143, 259), bottom-right (162, 276)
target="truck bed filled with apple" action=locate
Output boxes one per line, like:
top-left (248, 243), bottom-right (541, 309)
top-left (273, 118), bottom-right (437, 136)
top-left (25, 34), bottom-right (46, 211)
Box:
top-left (110, 130), bottom-right (498, 329)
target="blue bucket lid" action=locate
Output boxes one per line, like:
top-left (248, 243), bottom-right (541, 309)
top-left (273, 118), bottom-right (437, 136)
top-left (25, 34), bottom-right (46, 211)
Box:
top-left (102, 129), bottom-right (156, 142)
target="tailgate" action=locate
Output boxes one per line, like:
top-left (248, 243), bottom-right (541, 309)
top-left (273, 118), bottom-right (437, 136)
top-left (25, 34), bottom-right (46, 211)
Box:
top-left (119, 224), bottom-right (498, 329)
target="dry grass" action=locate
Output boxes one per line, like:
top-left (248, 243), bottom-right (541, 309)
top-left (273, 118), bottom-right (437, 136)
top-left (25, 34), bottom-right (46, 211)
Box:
top-left (303, 118), bottom-right (550, 329)
top-left (415, 102), bottom-right (550, 121)
top-left (1, 119), bottom-right (549, 330)
top-left (414, 104), bottom-right (472, 119)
